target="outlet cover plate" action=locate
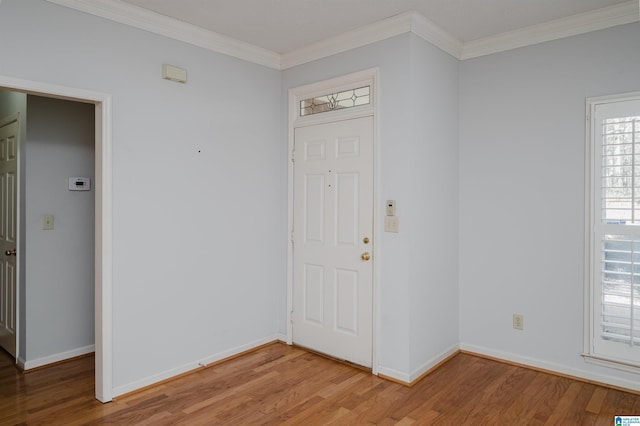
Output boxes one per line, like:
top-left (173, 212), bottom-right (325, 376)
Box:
top-left (513, 314), bottom-right (524, 330)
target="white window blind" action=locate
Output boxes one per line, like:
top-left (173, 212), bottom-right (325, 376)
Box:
top-left (589, 96), bottom-right (640, 368)
top-left (601, 235), bottom-right (640, 346)
top-left (602, 115), bottom-right (640, 224)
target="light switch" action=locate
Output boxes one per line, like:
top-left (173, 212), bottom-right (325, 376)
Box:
top-left (42, 214), bottom-right (54, 230)
top-left (384, 216), bottom-right (399, 233)
top-left (386, 200), bottom-right (396, 216)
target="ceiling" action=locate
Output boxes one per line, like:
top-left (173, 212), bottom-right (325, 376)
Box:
top-left (120, 0), bottom-right (632, 54)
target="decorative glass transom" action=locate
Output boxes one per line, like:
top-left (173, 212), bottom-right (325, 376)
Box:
top-left (300, 86), bottom-right (370, 116)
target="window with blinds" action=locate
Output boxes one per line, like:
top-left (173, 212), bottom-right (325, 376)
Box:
top-left (602, 235), bottom-right (640, 347)
top-left (602, 115), bottom-right (640, 224)
top-left (588, 95), bottom-right (640, 369)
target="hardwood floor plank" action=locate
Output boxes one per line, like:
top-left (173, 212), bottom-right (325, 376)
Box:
top-left (316, 371), bottom-right (367, 399)
top-left (377, 416), bottom-right (417, 426)
top-left (410, 356), bottom-right (511, 421)
top-left (586, 387), bottom-right (608, 414)
top-left (566, 383), bottom-right (599, 425)
top-left (531, 375), bottom-right (574, 423)
top-left (2, 343), bottom-right (640, 425)
top-left (279, 375), bottom-right (379, 425)
top-left (543, 381), bottom-right (584, 425)
top-left (388, 356), bottom-right (484, 420)
top-left (442, 364), bottom-right (537, 425)
top-left (598, 387), bottom-right (637, 421)
top-left (493, 369), bottom-right (543, 421)
top-left (342, 381), bottom-right (401, 423)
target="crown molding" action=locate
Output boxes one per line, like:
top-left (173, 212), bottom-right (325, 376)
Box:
top-left (410, 13), bottom-right (464, 59)
top-left (461, 0), bottom-right (640, 60)
top-left (45, 0), bottom-right (639, 70)
top-left (45, 0), bottom-right (281, 70)
top-left (281, 12), bottom-right (414, 70)
top-left (280, 11), bottom-right (463, 69)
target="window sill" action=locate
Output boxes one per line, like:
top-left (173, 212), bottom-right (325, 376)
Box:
top-left (582, 353), bottom-right (640, 375)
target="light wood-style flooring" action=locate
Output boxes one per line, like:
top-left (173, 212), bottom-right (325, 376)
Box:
top-left (1, 342), bottom-right (639, 425)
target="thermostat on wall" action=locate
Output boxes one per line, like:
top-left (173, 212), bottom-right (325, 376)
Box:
top-left (68, 177), bottom-right (91, 191)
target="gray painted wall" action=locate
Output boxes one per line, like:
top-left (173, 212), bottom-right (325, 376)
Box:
top-left (407, 34), bottom-right (459, 374)
top-left (459, 22), bottom-right (640, 387)
top-left (24, 95), bottom-right (95, 362)
top-left (0, 0), bottom-right (283, 393)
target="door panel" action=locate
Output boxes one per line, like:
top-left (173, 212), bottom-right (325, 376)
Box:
top-left (336, 173), bottom-right (359, 246)
top-left (293, 116), bottom-right (373, 368)
top-left (336, 267), bottom-right (359, 335)
top-left (304, 174), bottom-right (325, 244)
top-left (0, 118), bottom-right (18, 358)
top-left (304, 264), bottom-right (324, 325)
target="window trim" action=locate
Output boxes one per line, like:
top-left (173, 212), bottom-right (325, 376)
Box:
top-left (584, 91), bottom-right (640, 373)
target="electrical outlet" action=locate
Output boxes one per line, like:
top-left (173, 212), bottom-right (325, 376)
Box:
top-left (42, 214), bottom-right (54, 230)
top-left (513, 314), bottom-right (524, 330)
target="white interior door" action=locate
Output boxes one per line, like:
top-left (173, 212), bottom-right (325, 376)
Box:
top-left (292, 116), bottom-right (373, 367)
top-left (0, 116), bottom-right (18, 358)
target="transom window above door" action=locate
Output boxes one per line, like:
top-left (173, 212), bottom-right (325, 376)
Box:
top-left (300, 86), bottom-right (370, 117)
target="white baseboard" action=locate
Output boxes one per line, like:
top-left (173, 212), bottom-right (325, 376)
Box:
top-left (460, 343), bottom-right (640, 393)
top-left (275, 333), bottom-right (287, 343)
top-left (20, 345), bottom-right (95, 370)
top-left (377, 365), bottom-right (411, 383)
top-left (408, 343), bottom-right (460, 382)
top-left (377, 343), bottom-right (460, 384)
top-left (112, 334), bottom-right (281, 398)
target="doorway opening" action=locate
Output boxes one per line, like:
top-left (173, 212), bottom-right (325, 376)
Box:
top-left (287, 69), bottom-right (379, 372)
top-left (0, 75), bottom-right (112, 403)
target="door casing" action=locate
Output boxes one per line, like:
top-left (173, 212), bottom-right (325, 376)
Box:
top-left (0, 75), bottom-right (113, 403)
top-left (287, 68), bottom-right (380, 374)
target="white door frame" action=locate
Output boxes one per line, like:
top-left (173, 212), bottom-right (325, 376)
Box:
top-left (0, 75), bottom-right (113, 403)
top-left (287, 68), bottom-right (379, 374)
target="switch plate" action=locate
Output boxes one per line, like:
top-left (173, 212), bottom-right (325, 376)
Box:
top-left (69, 177), bottom-right (91, 191)
top-left (513, 314), bottom-right (524, 330)
top-left (42, 214), bottom-right (54, 230)
top-left (384, 216), bottom-right (399, 233)
top-left (386, 200), bottom-right (396, 216)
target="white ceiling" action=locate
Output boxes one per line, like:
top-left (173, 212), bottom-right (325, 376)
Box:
top-left (120, 0), bottom-right (632, 54)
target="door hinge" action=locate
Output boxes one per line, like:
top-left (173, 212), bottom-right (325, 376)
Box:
top-left (290, 310), bottom-right (294, 323)
top-left (290, 149), bottom-right (295, 163)
top-left (290, 231), bottom-right (295, 243)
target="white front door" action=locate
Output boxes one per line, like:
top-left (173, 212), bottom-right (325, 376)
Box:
top-left (0, 116), bottom-right (18, 358)
top-left (292, 116), bottom-right (373, 367)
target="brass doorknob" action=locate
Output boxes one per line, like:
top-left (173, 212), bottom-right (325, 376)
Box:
top-left (5, 249), bottom-right (15, 256)
top-left (361, 252), bottom-right (371, 261)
